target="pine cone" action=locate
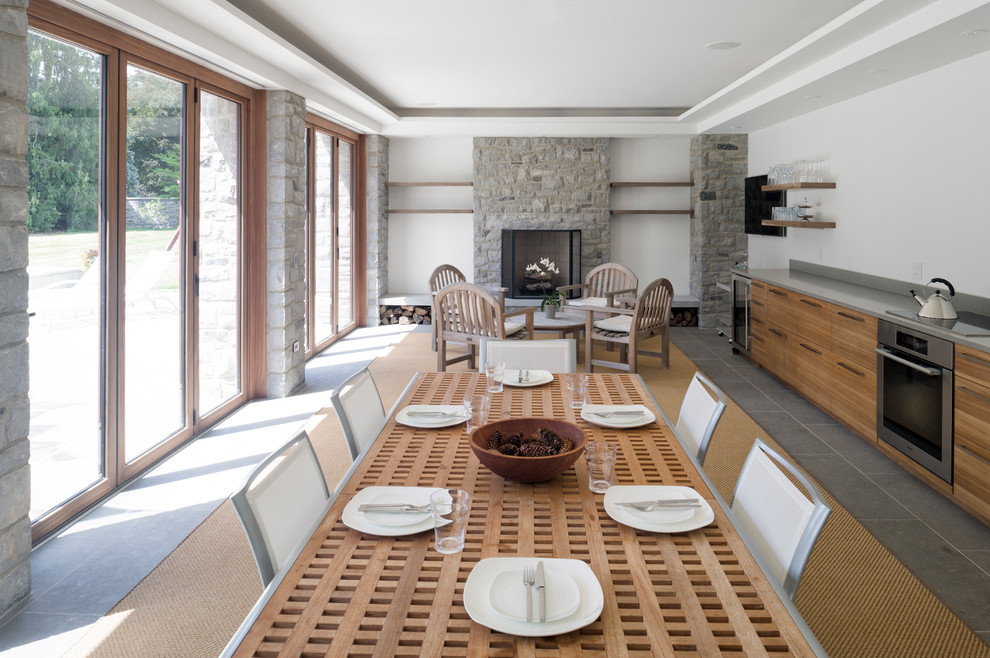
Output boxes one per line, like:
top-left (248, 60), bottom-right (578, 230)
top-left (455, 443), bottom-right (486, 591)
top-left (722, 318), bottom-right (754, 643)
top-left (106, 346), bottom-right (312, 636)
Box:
top-left (504, 432), bottom-right (523, 447)
top-left (559, 437), bottom-right (574, 453)
top-left (487, 431), bottom-right (502, 451)
top-left (498, 443), bottom-right (520, 456)
top-left (519, 442), bottom-right (555, 457)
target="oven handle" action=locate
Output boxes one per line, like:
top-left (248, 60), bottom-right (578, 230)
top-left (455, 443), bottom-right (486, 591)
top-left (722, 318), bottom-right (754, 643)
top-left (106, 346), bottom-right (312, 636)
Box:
top-left (875, 347), bottom-right (942, 376)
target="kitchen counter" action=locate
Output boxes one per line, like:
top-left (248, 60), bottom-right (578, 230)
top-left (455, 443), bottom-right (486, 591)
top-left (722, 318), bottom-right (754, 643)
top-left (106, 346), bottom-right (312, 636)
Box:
top-left (735, 267), bottom-right (990, 354)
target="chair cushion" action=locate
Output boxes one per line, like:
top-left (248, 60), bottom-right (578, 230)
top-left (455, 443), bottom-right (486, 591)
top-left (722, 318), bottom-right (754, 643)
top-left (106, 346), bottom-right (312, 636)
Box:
top-left (593, 315), bottom-right (631, 333)
top-left (567, 296), bottom-right (607, 307)
top-left (504, 320), bottom-right (525, 335)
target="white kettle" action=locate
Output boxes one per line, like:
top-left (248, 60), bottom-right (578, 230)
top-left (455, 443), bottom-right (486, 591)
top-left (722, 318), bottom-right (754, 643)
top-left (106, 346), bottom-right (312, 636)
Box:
top-left (911, 278), bottom-right (958, 320)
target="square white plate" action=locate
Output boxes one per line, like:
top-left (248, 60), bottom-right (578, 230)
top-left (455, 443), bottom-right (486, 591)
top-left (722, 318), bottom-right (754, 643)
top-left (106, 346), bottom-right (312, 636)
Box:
top-left (341, 487), bottom-right (442, 536)
top-left (603, 485), bottom-right (714, 533)
top-left (503, 370), bottom-right (554, 387)
top-left (581, 404), bottom-right (656, 428)
top-left (396, 405), bottom-right (466, 428)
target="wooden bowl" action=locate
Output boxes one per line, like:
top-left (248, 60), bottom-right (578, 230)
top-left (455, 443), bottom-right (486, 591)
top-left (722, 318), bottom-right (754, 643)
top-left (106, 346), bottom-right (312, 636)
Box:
top-left (469, 418), bottom-right (587, 483)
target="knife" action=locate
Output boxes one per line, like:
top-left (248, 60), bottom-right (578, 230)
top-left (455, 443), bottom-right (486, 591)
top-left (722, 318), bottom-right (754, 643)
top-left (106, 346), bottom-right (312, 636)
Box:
top-left (535, 561), bottom-right (546, 622)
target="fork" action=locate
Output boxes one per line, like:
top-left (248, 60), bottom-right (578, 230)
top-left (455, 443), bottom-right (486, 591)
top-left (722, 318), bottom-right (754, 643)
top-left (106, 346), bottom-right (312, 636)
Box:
top-left (616, 499), bottom-right (701, 511)
top-left (522, 564), bottom-right (535, 622)
top-left (406, 410), bottom-right (461, 418)
top-left (590, 409), bottom-right (644, 418)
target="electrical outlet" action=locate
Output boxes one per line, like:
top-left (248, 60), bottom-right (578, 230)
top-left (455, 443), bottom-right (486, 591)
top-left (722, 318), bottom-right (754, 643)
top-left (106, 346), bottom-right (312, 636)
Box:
top-left (292, 340), bottom-right (300, 352)
top-left (910, 261), bottom-right (923, 281)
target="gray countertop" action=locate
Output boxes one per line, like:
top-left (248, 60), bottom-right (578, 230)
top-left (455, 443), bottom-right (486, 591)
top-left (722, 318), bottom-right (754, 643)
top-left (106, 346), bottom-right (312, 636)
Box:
top-left (735, 267), bottom-right (990, 353)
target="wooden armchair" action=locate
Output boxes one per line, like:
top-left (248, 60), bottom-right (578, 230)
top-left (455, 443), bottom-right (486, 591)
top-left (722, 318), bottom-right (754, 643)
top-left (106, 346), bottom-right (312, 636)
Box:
top-left (434, 282), bottom-right (535, 371)
top-left (559, 262), bottom-right (638, 309)
top-left (584, 277), bottom-right (674, 372)
top-left (428, 264), bottom-right (506, 351)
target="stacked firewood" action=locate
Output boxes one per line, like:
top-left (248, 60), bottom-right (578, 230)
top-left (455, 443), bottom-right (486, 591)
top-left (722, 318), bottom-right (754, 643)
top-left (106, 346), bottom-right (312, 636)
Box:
top-left (379, 305), bottom-right (431, 325)
top-left (670, 308), bottom-right (698, 327)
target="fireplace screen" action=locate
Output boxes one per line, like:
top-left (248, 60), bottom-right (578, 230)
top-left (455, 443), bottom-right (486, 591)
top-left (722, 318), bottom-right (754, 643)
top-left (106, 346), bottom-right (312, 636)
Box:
top-left (501, 230), bottom-right (581, 299)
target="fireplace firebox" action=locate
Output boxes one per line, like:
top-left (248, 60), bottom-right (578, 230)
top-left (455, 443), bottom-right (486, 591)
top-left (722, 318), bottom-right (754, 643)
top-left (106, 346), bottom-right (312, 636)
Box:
top-left (501, 230), bottom-right (581, 299)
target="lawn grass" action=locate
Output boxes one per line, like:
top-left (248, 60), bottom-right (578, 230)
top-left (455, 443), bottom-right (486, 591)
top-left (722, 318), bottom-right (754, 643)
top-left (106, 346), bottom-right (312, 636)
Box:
top-left (29, 229), bottom-right (178, 270)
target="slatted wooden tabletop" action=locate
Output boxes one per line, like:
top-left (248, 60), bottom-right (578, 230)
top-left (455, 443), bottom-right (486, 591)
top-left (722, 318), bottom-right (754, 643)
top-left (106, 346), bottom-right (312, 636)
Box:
top-left (231, 372), bottom-right (817, 657)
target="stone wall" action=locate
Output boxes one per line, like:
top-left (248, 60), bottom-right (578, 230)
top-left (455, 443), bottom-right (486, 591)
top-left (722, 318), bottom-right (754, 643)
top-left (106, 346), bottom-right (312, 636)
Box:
top-left (0, 0), bottom-right (31, 618)
top-left (265, 91), bottom-right (307, 397)
top-left (472, 137), bottom-right (610, 290)
top-left (365, 135), bottom-right (388, 326)
top-left (689, 135), bottom-right (747, 328)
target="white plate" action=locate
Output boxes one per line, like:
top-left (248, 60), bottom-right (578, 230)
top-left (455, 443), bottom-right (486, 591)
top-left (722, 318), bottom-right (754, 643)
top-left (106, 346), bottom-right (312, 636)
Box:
top-left (361, 491), bottom-right (433, 527)
top-left (603, 486), bottom-right (715, 533)
top-left (464, 557), bottom-right (603, 637)
top-left (489, 568), bottom-right (580, 622)
top-left (503, 370), bottom-right (554, 388)
top-left (581, 404), bottom-right (656, 428)
top-left (341, 487), bottom-right (442, 536)
top-left (396, 405), bottom-right (466, 428)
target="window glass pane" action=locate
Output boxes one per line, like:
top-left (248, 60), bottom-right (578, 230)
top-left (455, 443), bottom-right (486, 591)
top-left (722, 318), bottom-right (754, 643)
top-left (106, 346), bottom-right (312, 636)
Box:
top-left (313, 132), bottom-right (334, 344)
top-left (124, 64), bottom-right (185, 461)
top-left (26, 31), bottom-right (105, 518)
top-left (198, 90), bottom-right (241, 415)
top-left (337, 139), bottom-right (354, 328)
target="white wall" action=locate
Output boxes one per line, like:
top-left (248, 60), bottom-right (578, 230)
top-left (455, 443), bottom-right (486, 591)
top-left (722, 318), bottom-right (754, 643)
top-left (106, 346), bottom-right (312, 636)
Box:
top-left (610, 138), bottom-right (693, 296)
top-left (748, 49), bottom-right (990, 298)
top-left (386, 136), bottom-right (693, 296)
top-left (387, 137), bottom-right (474, 292)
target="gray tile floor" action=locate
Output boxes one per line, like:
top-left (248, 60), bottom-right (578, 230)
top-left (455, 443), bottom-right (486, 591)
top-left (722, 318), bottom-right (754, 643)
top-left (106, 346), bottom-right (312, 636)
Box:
top-left (1, 325), bottom-right (989, 655)
top-left (673, 326), bottom-right (990, 646)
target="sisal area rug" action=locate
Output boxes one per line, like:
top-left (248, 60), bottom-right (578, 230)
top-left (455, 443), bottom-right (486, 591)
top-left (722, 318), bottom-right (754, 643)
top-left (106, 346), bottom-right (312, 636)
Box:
top-left (66, 331), bottom-right (990, 657)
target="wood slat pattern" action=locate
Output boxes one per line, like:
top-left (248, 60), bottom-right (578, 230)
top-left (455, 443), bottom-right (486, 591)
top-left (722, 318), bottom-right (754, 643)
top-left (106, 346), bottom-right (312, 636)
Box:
top-left (233, 373), bottom-right (815, 657)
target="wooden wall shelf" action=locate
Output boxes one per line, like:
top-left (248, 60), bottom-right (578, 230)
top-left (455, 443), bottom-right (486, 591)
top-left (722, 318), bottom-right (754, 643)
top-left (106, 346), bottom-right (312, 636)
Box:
top-left (611, 209), bottom-right (692, 215)
top-left (762, 182), bottom-right (836, 191)
top-left (762, 220), bottom-right (836, 229)
top-left (611, 181), bottom-right (693, 187)
top-left (388, 181), bottom-right (472, 187)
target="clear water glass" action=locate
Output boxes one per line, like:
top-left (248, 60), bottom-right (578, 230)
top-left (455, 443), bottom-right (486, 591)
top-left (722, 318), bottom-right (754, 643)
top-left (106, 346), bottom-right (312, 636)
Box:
top-left (430, 489), bottom-right (470, 554)
top-left (485, 361), bottom-right (505, 393)
top-left (585, 442), bottom-right (618, 493)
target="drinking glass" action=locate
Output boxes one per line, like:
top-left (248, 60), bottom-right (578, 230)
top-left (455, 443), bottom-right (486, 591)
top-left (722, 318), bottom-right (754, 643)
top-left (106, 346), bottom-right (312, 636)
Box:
top-left (463, 394), bottom-right (490, 434)
top-left (585, 442), bottom-right (618, 493)
top-left (566, 373), bottom-right (588, 409)
top-left (485, 361), bottom-right (505, 393)
top-left (430, 489), bottom-right (470, 554)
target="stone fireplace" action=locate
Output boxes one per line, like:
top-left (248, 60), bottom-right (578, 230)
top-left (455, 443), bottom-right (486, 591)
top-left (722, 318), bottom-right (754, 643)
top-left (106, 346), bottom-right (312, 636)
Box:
top-left (501, 229), bottom-right (581, 299)
top-left (472, 137), bottom-right (610, 296)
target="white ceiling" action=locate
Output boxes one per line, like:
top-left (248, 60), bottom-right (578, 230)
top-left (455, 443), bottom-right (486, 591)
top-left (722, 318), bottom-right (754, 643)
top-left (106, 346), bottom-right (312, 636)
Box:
top-left (62, 0), bottom-right (990, 136)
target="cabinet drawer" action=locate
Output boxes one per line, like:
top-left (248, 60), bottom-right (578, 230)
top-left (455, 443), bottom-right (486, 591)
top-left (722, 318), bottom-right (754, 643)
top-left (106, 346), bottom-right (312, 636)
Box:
top-left (957, 345), bottom-right (990, 389)
top-left (766, 285), bottom-right (797, 327)
top-left (792, 339), bottom-right (832, 412)
top-left (830, 357), bottom-right (877, 441)
top-left (955, 375), bottom-right (990, 461)
top-left (831, 306), bottom-right (877, 373)
top-left (751, 298), bottom-right (767, 323)
top-left (766, 325), bottom-right (793, 382)
top-left (795, 294), bottom-right (832, 348)
top-left (954, 445), bottom-right (990, 522)
top-left (751, 279), bottom-right (767, 307)
top-left (750, 328), bottom-right (767, 365)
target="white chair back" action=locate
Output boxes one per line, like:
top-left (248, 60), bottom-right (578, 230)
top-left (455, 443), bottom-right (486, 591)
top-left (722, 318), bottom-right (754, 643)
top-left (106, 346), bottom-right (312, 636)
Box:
top-left (331, 367), bottom-right (386, 460)
top-left (479, 338), bottom-right (577, 373)
top-left (231, 430), bottom-right (330, 586)
top-left (731, 438), bottom-right (831, 600)
top-left (675, 372), bottom-right (727, 463)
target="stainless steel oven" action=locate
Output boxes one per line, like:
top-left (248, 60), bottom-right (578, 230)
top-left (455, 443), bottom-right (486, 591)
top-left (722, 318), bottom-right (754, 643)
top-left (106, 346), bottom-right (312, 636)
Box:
top-left (876, 319), bottom-right (954, 483)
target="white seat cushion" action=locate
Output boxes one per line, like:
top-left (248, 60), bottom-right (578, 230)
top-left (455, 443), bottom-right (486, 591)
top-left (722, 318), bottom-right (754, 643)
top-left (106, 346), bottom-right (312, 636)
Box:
top-left (593, 315), bottom-right (631, 333)
top-left (504, 320), bottom-right (524, 335)
top-left (567, 296), bottom-right (607, 307)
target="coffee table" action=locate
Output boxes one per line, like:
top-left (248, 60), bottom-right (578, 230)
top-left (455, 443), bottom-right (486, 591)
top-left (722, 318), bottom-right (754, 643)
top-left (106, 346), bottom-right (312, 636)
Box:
top-left (532, 310), bottom-right (585, 342)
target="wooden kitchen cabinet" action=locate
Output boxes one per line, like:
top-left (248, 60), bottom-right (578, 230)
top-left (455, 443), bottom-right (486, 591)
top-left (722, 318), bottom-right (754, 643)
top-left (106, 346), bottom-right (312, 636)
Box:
top-left (954, 346), bottom-right (990, 520)
top-left (792, 338), bottom-right (833, 412)
top-left (831, 306), bottom-right (877, 372)
top-left (795, 294), bottom-right (832, 348)
top-left (830, 356), bottom-right (877, 439)
top-left (766, 284), bottom-right (797, 328)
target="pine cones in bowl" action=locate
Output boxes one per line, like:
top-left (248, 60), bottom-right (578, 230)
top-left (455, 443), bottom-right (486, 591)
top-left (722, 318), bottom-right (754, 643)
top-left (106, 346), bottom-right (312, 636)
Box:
top-left (470, 418), bottom-right (586, 483)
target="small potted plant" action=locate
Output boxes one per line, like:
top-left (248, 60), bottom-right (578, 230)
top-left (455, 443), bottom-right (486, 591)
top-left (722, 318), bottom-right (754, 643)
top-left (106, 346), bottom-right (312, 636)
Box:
top-left (526, 258), bottom-right (562, 317)
top-left (540, 288), bottom-right (565, 318)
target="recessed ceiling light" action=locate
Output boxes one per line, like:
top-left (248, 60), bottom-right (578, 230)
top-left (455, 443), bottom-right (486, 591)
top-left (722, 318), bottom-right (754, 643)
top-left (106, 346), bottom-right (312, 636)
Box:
top-left (705, 41), bottom-right (741, 51)
top-left (729, 125), bottom-right (743, 130)
top-left (417, 102), bottom-right (437, 107)
top-left (805, 94), bottom-right (821, 100)
top-left (961, 28), bottom-right (988, 37)
top-left (865, 68), bottom-right (887, 75)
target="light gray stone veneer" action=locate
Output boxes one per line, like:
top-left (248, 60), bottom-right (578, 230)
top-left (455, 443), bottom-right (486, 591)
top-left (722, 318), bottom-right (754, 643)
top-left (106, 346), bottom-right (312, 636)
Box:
top-left (365, 135), bottom-right (389, 326)
top-left (472, 137), bottom-right (611, 289)
top-left (689, 135), bottom-right (748, 328)
top-left (0, 0), bottom-right (31, 619)
top-left (265, 91), bottom-right (307, 397)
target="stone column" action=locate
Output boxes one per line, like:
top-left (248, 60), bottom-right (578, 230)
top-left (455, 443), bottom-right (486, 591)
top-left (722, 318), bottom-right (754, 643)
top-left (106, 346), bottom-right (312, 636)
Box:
top-left (265, 91), bottom-right (307, 397)
top-left (365, 135), bottom-right (388, 325)
top-left (0, 0), bottom-right (31, 618)
top-left (690, 135), bottom-right (748, 328)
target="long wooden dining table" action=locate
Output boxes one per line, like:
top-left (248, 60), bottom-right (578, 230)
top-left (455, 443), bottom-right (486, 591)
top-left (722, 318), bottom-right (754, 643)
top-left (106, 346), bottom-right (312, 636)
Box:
top-left (224, 372), bottom-right (824, 657)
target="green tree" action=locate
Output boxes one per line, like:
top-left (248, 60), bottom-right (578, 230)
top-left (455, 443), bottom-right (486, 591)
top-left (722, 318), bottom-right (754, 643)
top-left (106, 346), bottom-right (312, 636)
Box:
top-left (126, 67), bottom-right (182, 199)
top-left (26, 31), bottom-right (102, 233)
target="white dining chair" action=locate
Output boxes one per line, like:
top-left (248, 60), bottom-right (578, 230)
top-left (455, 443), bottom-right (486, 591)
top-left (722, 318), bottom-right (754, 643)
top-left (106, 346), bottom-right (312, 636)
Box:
top-left (675, 371), bottom-right (727, 464)
top-left (479, 338), bottom-right (577, 373)
top-left (231, 430), bottom-right (330, 586)
top-left (731, 438), bottom-right (831, 601)
top-left (331, 367), bottom-right (387, 460)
